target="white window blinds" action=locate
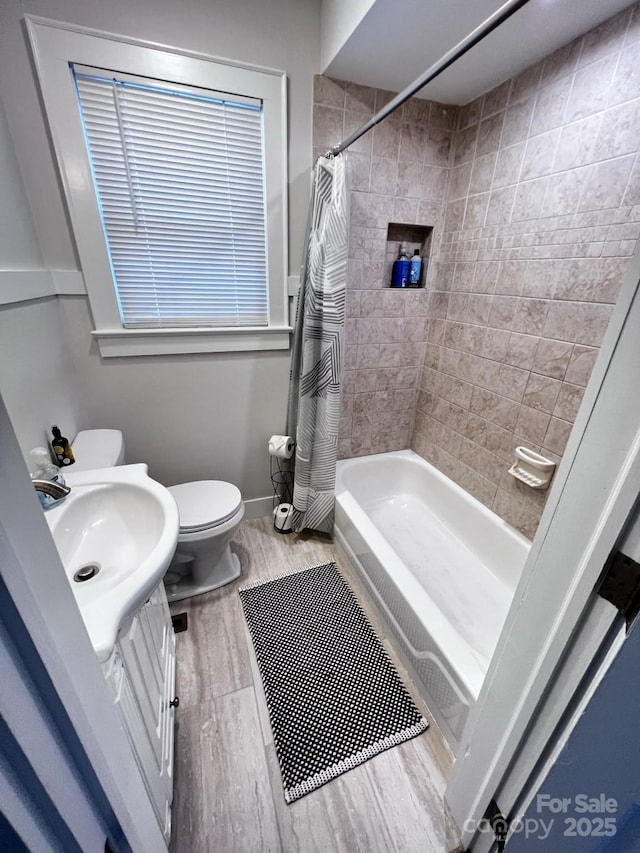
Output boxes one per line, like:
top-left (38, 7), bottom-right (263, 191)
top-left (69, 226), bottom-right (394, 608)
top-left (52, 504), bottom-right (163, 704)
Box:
top-left (73, 69), bottom-right (269, 328)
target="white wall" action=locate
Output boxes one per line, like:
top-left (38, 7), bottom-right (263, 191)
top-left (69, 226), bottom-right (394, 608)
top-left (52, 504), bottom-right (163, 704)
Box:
top-left (0, 98), bottom-right (42, 269)
top-left (0, 0), bottom-right (321, 501)
top-left (59, 297), bottom-right (290, 490)
top-left (0, 297), bottom-right (81, 459)
top-left (0, 96), bottom-right (81, 459)
top-left (320, 0), bottom-right (376, 70)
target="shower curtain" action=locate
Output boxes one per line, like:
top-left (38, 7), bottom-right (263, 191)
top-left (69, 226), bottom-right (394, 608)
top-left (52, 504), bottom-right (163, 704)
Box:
top-left (286, 154), bottom-right (348, 534)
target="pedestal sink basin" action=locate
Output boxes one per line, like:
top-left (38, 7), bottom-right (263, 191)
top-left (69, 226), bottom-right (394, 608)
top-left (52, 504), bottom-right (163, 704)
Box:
top-left (45, 464), bottom-right (179, 661)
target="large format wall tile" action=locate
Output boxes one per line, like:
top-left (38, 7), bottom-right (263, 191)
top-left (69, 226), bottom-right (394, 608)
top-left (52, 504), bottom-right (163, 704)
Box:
top-left (313, 3), bottom-right (640, 540)
top-left (313, 76), bottom-right (455, 459)
top-left (413, 2), bottom-right (640, 538)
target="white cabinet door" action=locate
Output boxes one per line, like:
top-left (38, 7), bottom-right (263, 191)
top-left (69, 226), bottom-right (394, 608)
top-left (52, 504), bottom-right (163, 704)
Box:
top-left (103, 583), bottom-right (176, 842)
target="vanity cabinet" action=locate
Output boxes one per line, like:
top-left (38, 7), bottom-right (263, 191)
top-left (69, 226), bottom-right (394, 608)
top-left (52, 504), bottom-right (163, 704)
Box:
top-left (102, 582), bottom-right (176, 842)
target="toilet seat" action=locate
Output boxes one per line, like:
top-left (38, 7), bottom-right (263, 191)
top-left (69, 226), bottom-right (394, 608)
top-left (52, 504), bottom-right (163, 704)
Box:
top-left (169, 481), bottom-right (243, 534)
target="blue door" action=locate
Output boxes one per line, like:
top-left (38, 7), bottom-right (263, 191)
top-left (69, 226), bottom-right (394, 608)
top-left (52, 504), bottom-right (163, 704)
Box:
top-left (503, 613), bottom-right (640, 852)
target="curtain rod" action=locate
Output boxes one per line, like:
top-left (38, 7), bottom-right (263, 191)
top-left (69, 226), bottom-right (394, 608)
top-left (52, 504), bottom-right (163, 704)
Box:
top-left (325, 0), bottom-right (532, 158)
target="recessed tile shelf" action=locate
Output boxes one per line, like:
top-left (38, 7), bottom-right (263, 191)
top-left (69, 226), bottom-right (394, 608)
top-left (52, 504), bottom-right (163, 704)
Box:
top-left (385, 223), bottom-right (434, 289)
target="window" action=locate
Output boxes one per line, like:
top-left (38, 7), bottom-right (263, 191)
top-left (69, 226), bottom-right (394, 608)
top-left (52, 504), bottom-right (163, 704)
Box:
top-left (75, 70), bottom-right (269, 329)
top-left (27, 18), bottom-right (289, 355)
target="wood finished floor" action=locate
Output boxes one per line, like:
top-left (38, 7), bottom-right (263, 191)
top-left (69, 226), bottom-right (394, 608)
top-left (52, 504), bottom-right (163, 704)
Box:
top-left (169, 517), bottom-right (461, 853)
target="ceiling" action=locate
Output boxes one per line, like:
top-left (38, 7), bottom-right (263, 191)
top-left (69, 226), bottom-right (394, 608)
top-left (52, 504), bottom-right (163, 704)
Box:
top-left (322, 0), bottom-right (637, 105)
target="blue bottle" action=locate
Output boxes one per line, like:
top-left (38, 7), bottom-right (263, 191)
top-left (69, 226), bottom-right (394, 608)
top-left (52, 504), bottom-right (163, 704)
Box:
top-left (409, 249), bottom-right (422, 286)
top-left (391, 245), bottom-right (410, 288)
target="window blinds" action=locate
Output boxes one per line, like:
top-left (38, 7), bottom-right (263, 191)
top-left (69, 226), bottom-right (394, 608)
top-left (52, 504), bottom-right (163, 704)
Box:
top-left (73, 70), bottom-right (269, 328)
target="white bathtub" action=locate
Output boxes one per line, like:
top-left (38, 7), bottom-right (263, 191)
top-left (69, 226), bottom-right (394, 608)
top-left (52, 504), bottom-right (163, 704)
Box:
top-left (335, 449), bottom-right (530, 752)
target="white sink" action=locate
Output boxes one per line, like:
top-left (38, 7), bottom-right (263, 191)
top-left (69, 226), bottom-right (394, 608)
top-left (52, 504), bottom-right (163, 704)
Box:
top-left (45, 464), bottom-right (179, 662)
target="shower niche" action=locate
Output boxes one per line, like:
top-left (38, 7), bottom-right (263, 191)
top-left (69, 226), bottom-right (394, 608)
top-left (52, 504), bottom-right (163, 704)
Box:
top-left (385, 223), bottom-right (433, 288)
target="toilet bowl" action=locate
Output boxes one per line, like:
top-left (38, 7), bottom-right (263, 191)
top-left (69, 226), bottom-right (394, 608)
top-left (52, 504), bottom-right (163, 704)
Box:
top-left (71, 430), bottom-right (244, 602)
top-left (164, 480), bottom-right (245, 602)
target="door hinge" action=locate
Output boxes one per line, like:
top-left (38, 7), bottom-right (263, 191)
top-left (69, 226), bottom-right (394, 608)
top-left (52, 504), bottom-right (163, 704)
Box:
top-left (597, 550), bottom-right (640, 628)
top-left (484, 799), bottom-right (510, 852)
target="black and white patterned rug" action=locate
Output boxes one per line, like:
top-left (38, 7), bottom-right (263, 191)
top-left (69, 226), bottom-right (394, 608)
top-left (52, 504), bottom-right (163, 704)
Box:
top-left (238, 562), bottom-right (428, 803)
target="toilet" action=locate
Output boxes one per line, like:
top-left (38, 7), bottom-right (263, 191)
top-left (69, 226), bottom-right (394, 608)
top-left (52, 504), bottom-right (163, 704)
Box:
top-left (164, 480), bottom-right (244, 602)
top-left (72, 429), bottom-right (245, 602)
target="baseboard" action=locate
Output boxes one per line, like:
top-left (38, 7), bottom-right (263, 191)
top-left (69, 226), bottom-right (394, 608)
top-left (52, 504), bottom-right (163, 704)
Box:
top-left (243, 495), bottom-right (273, 520)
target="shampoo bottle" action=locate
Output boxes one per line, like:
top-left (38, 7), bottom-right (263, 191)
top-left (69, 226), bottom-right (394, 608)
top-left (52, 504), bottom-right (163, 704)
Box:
top-left (390, 244), bottom-right (410, 288)
top-left (409, 249), bottom-right (422, 286)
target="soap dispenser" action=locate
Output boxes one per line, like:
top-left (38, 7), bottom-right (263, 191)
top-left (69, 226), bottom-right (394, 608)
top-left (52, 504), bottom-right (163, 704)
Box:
top-left (30, 447), bottom-right (66, 509)
top-left (51, 425), bottom-right (75, 466)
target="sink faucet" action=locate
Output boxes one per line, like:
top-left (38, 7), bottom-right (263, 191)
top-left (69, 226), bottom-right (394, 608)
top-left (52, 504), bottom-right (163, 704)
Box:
top-left (33, 479), bottom-right (71, 500)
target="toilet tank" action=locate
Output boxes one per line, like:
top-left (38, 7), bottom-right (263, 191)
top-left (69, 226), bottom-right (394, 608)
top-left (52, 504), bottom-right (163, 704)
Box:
top-left (72, 429), bottom-right (125, 471)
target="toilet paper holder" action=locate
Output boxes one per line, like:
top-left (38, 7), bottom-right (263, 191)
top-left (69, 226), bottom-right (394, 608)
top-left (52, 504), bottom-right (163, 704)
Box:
top-left (268, 434), bottom-right (295, 460)
top-left (508, 446), bottom-right (556, 490)
top-left (268, 434), bottom-right (295, 534)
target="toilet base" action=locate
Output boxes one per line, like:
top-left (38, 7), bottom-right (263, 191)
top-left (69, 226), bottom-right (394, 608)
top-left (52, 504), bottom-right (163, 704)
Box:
top-left (164, 546), bottom-right (241, 603)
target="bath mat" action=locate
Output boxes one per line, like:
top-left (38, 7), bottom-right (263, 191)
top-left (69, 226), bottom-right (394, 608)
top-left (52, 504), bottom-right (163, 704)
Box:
top-left (238, 561), bottom-right (428, 803)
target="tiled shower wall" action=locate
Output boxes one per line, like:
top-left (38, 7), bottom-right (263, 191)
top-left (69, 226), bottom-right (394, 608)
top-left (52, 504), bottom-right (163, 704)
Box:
top-left (313, 2), bottom-right (640, 538)
top-left (312, 76), bottom-right (457, 458)
top-left (412, 3), bottom-right (640, 537)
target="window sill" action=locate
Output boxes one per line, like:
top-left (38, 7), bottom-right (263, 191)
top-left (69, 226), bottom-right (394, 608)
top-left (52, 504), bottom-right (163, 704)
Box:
top-left (92, 326), bottom-right (292, 357)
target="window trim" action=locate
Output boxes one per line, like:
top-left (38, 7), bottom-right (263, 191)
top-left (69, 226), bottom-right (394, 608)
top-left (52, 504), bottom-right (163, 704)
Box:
top-left (26, 16), bottom-right (291, 356)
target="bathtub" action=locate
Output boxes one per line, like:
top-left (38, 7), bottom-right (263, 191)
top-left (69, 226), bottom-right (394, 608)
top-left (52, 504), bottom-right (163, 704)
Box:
top-left (335, 449), bottom-right (530, 752)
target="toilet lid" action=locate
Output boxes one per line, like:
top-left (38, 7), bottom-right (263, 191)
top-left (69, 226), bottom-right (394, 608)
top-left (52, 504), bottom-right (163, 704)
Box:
top-left (169, 481), bottom-right (243, 533)
top-left (72, 429), bottom-right (124, 471)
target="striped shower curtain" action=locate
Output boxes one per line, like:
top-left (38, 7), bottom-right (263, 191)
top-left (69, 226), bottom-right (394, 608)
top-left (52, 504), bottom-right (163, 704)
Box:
top-left (286, 154), bottom-right (349, 534)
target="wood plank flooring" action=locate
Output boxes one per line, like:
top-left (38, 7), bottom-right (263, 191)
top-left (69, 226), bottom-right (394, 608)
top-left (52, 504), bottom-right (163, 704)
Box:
top-left (169, 518), bottom-right (461, 853)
